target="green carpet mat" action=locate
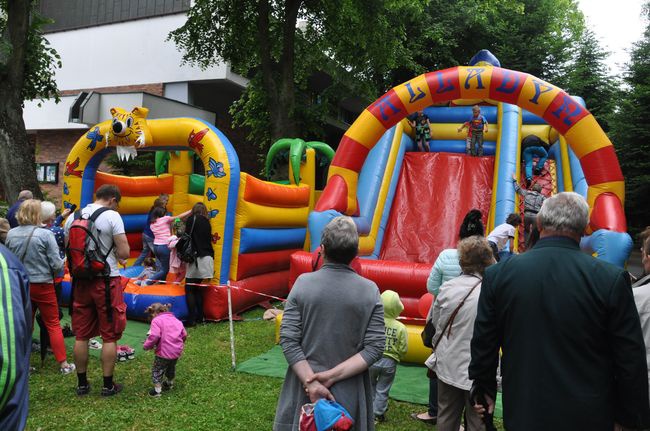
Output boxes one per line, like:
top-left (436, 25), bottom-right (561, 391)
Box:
top-left (237, 345), bottom-right (503, 417)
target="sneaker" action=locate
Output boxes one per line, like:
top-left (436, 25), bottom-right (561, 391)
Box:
top-left (76, 384), bottom-right (91, 396)
top-left (101, 383), bottom-right (123, 397)
top-left (148, 388), bottom-right (162, 398)
top-left (162, 381), bottom-right (173, 391)
top-left (118, 345), bottom-right (135, 360)
top-left (60, 363), bottom-right (76, 375)
top-left (117, 351), bottom-right (128, 362)
top-left (88, 339), bottom-right (102, 350)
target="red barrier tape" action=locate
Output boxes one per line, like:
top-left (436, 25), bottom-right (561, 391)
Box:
top-left (123, 277), bottom-right (426, 321)
top-left (125, 277), bottom-right (289, 303)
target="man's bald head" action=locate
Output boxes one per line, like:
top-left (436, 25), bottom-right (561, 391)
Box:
top-left (17, 190), bottom-right (33, 201)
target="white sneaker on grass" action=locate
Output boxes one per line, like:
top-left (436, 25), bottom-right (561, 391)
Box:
top-left (88, 339), bottom-right (102, 350)
top-left (60, 363), bottom-right (76, 375)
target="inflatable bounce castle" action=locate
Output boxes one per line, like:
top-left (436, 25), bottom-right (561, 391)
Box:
top-left (60, 108), bottom-right (328, 321)
top-left (60, 50), bottom-right (631, 363)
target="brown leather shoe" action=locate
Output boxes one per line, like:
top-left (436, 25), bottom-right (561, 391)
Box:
top-left (411, 412), bottom-right (437, 425)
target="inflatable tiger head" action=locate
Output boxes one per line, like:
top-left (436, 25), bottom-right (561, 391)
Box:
top-left (106, 106), bottom-right (152, 161)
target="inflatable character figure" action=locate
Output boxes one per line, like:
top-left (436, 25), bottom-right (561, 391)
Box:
top-left (105, 106), bottom-right (153, 161)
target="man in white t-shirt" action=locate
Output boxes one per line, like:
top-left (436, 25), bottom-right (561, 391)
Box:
top-left (64, 184), bottom-right (130, 397)
top-left (486, 213), bottom-right (521, 262)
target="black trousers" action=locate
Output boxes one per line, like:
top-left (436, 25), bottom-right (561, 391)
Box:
top-left (429, 375), bottom-right (438, 416)
top-left (185, 279), bottom-right (204, 325)
top-left (488, 241), bottom-right (500, 262)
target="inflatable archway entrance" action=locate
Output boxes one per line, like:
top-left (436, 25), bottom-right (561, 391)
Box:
top-left (315, 66), bottom-right (626, 235)
top-left (62, 116), bottom-right (240, 283)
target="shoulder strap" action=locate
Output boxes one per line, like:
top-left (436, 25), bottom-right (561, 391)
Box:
top-left (432, 277), bottom-right (482, 351)
top-left (87, 206), bottom-right (115, 260)
top-left (633, 274), bottom-right (650, 288)
top-left (188, 216), bottom-right (198, 265)
top-left (20, 227), bottom-right (38, 262)
top-left (89, 206), bottom-right (111, 222)
top-left (188, 215), bottom-right (196, 236)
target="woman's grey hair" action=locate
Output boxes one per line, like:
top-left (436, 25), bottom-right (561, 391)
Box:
top-left (321, 216), bottom-right (359, 265)
top-left (537, 192), bottom-right (589, 235)
top-left (458, 236), bottom-right (495, 275)
top-left (40, 201), bottom-right (57, 222)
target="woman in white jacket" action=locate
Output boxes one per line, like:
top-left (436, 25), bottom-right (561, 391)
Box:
top-left (431, 236), bottom-right (495, 431)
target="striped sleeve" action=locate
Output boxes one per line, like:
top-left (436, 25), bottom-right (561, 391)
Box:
top-left (0, 250), bottom-right (18, 410)
top-left (0, 246), bottom-right (30, 430)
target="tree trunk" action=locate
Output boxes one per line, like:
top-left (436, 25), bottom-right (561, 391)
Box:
top-left (0, 93), bottom-right (42, 204)
top-left (0, 0), bottom-right (43, 204)
top-left (274, 0), bottom-right (300, 140)
top-left (256, 0), bottom-right (299, 143)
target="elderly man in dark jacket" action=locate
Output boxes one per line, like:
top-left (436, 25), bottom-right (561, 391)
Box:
top-left (469, 192), bottom-right (650, 431)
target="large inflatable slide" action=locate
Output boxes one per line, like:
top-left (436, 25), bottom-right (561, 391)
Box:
top-left (288, 51), bottom-right (632, 363)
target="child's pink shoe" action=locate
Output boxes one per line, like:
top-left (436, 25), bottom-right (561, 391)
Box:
top-left (116, 345), bottom-right (135, 361)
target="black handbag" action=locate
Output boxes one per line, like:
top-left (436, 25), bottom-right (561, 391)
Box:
top-left (421, 319), bottom-right (435, 348)
top-left (176, 217), bottom-right (198, 264)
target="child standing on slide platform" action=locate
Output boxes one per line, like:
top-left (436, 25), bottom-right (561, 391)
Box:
top-left (409, 111), bottom-right (432, 152)
top-left (458, 105), bottom-right (489, 156)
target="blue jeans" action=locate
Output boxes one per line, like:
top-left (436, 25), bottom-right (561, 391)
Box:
top-left (133, 233), bottom-right (155, 267)
top-left (523, 146), bottom-right (548, 179)
top-left (369, 357), bottom-right (397, 416)
top-left (149, 244), bottom-right (170, 284)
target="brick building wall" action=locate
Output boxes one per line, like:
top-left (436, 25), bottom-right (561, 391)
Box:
top-left (33, 129), bottom-right (85, 205)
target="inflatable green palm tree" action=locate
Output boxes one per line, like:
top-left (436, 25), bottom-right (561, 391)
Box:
top-left (265, 138), bottom-right (335, 184)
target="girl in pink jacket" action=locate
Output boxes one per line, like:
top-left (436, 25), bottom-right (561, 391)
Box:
top-left (143, 303), bottom-right (187, 397)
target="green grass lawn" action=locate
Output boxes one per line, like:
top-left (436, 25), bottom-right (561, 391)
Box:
top-left (28, 307), bottom-right (504, 430)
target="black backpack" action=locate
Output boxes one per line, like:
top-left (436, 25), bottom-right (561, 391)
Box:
top-left (176, 217), bottom-right (198, 264)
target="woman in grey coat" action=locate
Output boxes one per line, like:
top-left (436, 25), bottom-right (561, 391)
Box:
top-left (273, 216), bottom-right (385, 431)
top-left (5, 199), bottom-right (74, 374)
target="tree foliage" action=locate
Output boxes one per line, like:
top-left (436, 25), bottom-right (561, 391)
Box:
top-left (169, 0), bottom-right (427, 148)
top-left (0, 3), bottom-right (61, 102)
top-left (563, 29), bottom-right (617, 131)
top-left (170, 0), bottom-right (589, 153)
top-left (362, 0), bottom-right (586, 90)
top-left (610, 1), bottom-right (650, 234)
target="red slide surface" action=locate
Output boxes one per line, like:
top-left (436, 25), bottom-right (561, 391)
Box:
top-left (380, 152), bottom-right (494, 263)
